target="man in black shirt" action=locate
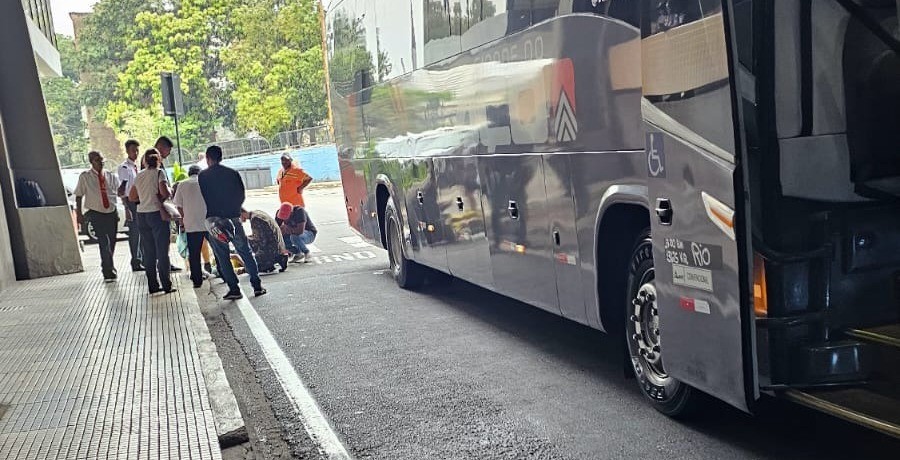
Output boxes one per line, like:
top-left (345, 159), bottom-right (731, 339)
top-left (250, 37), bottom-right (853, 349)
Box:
top-left (198, 146), bottom-right (266, 299)
top-left (275, 202), bottom-right (318, 263)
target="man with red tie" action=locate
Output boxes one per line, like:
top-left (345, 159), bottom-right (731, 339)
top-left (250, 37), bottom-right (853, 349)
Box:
top-left (75, 151), bottom-right (120, 281)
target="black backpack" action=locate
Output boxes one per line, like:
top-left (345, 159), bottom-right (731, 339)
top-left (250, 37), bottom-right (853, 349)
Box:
top-left (16, 177), bottom-right (46, 208)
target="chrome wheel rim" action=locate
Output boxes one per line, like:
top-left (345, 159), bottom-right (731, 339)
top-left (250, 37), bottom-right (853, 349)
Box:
top-left (629, 274), bottom-right (669, 386)
top-left (388, 219), bottom-right (402, 277)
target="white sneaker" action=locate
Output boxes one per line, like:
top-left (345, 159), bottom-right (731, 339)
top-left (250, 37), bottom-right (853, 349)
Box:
top-left (290, 254), bottom-right (305, 263)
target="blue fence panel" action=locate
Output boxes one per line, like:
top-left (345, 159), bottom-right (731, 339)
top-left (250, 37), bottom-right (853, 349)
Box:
top-left (221, 144), bottom-right (340, 184)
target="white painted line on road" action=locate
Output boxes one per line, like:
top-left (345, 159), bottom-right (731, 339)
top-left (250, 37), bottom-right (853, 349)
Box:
top-left (338, 236), bottom-right (374, 248)
top-left (306, 243), bottom-right (322, 253)
top-left (310, 251), bottom-right (377, 265)
top-left (234, 295), bottom-right (353, 460)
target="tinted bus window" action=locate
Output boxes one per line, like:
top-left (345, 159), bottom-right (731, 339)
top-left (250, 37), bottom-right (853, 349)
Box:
top-left (328, 2), bottom-right (373, 96)
top-left (374, 0), bottom-right (415, 78)
top-left (424, 0), bottom-right (461, 64)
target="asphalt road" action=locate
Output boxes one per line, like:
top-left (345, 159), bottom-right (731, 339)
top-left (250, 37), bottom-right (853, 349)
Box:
top-left (207, 187), bottom-right (900, 459)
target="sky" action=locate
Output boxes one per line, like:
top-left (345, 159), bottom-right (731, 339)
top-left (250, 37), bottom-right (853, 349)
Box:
top-left (50, 0), bottom-right (97, 37)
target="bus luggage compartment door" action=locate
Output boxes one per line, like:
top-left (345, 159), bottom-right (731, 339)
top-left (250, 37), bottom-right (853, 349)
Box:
top-left (405, 158), bottom-right (449, 271)
top-left (435, 157), bottom-right (494, 288)
top-left (542, 154), bottom-right (585, 323)
top-left (479, 155), bottom-right (559, 313)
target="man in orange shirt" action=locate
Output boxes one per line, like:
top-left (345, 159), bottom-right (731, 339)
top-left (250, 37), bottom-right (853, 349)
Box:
top-left (276, 154), bottom-right (312, 207)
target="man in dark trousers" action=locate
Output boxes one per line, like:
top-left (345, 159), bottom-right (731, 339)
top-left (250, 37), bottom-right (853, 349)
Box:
top-left (151, 135), bottom-right (186, 272)
top-left (75, 151), bottom-right (120, 281)
top-left (198, 145), bottom-right (266, 300)
top-left (118, 139), bottom-right (143, 271)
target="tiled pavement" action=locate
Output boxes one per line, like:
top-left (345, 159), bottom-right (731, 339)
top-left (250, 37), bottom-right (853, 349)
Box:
top-left (0, 250), bottom-right (222, 459)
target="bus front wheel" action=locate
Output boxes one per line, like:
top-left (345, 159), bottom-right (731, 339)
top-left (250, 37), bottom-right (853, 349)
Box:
top-left (625, 230), bottom-right (702, 417)
top-left (385, 198), bottom-right (425, 289)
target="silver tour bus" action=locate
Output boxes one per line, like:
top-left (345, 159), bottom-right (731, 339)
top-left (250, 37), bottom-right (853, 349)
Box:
top-left (326, 0), bottom-right (900, 437)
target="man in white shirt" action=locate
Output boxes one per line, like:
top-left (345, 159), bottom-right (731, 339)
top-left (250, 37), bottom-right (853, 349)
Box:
top-left (118, 139), bottom-right (143, 271)
top-left (75, 151), bottom-right (120, 281)
top-left (173, 165), bottom-right (209, 288)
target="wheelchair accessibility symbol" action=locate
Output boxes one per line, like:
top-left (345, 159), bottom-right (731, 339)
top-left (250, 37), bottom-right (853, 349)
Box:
top-left (646, 132), bottom-right (666, 178)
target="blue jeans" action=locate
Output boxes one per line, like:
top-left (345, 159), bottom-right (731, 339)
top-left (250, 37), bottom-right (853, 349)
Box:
top-left (208, 217), bottom-right (262, 292)
top-left (288, 231), bottom-right (316, 255)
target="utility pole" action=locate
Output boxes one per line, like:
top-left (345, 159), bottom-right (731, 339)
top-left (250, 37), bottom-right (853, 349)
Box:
top-left (160, 72), bottom-right (185, 165)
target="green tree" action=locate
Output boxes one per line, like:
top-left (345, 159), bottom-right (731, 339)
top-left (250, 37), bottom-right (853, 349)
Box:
top-left (108, 0), bottom-right (239, 152)
top-left (224, 0), bottom-right (327, 138)
top-left (75, 0), bottom-right (159, 118)
top-left (42, 78), bottom-right (87, 167)
top-left (57, 34), bottom-right (80, 81)
top-left (42, 35), bottom-right (87, 167)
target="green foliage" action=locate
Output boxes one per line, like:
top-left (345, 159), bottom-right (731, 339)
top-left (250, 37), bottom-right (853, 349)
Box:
top-left (224, 0), bottom-right (327, 137)
top-left (67, 0), bottom-right (329, 151)
top-left (56, 35), bottom-right (80, 81)
top-left (41, 76), bottom-right (87, 167)
top-left (107, 0), bottom-right (238, 153)
top-left (75, 0), bottom-right (158, 118)
top-left (171, 162), bottom-right (189, 183)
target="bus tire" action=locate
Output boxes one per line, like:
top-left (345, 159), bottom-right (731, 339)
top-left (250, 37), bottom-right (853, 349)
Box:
top-left (625, 229), bottom-right (703, 418)
top-left (385, 198), bottom-right (425, 289)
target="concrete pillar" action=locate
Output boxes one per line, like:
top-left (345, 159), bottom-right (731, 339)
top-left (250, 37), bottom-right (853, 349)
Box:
top-left (0, 0), bottom-right (82, 280)
top-left (0, 123), bottom-right (17, 290)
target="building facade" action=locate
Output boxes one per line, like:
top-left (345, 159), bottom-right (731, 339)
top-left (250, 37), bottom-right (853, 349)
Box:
top-left (0, 1), bottom-right (82, 290)
top-left (22, 0), bottom-right (62, 78)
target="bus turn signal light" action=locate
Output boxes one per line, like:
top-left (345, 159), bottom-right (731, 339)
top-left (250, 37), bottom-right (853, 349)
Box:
top-left (753, 253), bottom-right (767, 317)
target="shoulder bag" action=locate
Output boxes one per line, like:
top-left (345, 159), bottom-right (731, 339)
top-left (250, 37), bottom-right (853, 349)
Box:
top-left (157, 170), bottom-right (181, 222)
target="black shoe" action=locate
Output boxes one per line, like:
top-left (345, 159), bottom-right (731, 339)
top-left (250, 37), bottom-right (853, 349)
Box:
top-left (132, 265), bottom-right (145, 272)
top-left (193, 281), bottom-right (203, 288)
top-left (149, 287), bottom-right (163, 295)
top-left (223, 290), bottom-right (243, 300)
top-left (254, 287), bottom-right (267, 297)
top-left (162, 287), bottom-right (177, 294)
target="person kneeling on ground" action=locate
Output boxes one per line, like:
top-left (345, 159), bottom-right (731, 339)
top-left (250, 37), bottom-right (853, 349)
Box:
top-left (241, 208), bottom-right (289, 273)
top-left (275, 202), bottom-right (317, 263)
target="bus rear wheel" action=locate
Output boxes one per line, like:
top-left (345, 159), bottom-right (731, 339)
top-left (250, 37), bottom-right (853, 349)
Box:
top-left (625, 230), bottom-right (702, 417)
top-left (385, 198), bottom-right (425, 289)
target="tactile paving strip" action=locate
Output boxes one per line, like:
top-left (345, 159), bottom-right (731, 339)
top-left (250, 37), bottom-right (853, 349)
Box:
top-left (0, 251), bottom-right (221, 459)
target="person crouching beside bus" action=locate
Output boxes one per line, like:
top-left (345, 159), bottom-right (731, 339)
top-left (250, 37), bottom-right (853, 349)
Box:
top-left (241, 208), bottom-right (289, 273)
top-left (275, 202), bottom-right (317, 264)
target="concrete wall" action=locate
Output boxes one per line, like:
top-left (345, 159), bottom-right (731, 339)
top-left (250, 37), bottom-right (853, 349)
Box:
top-left (0, 125), bottom-right (18, 290)
top-left (0, 0), bottom-right (82, 282)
